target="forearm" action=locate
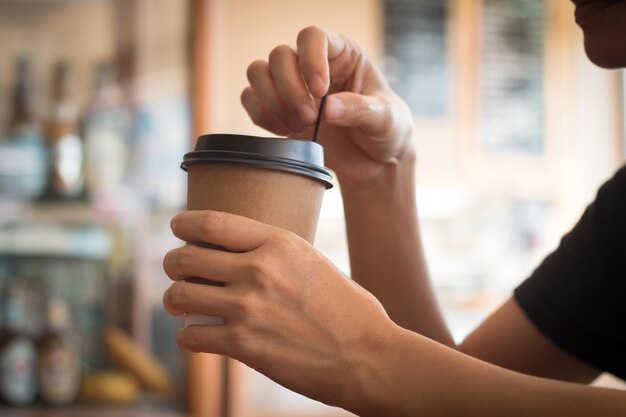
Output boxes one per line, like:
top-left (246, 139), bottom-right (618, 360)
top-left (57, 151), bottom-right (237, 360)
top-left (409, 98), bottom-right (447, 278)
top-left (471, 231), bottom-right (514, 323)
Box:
top-left (345, 325), bottom-right (626, 417)
top-left (340, 149), bottom-right (454, 346)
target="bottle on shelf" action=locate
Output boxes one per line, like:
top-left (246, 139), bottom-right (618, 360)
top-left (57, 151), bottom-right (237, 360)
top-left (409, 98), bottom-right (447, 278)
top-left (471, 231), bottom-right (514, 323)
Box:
top-left (0, 56), bottom-right (48, 201)
top-left (43, 61), bottom-right (84, 200)
top-left (38, 295), bottom-right (81, 406)
top-left (83, 63), bottom-right (131, 201)
top-left (0, 279), bottom-right (38, 406)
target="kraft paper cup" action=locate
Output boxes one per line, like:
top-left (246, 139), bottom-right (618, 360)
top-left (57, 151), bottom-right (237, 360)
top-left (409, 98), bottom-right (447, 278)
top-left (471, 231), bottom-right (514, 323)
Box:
top-left (181, 134), bottom-right (333, 326)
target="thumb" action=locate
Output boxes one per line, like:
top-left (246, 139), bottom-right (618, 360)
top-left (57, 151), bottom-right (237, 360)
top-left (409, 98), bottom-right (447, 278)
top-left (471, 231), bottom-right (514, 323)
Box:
top-left (323, 92), bottom-right (396, 137)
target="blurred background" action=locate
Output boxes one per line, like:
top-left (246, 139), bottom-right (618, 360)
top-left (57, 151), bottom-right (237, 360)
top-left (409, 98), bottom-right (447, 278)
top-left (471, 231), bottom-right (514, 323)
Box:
top-left (0, 0), bottom-right (623, 416)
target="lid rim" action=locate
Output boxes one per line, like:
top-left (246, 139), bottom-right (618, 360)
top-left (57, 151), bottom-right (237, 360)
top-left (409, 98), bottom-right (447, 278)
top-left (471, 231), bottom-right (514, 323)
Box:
top-left (182, 149), bottom-right (332, 174)
top-left (182, 134), bottom-right (334, 189)
top-left (181, 158), bottom-right (333, 189)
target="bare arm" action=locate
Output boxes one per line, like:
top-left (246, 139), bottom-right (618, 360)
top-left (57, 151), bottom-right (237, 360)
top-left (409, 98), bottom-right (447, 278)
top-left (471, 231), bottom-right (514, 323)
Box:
top-left (348, 324), bottom-right (626, 417)
top-left (341, 142), bottom-right (601, 384)
top-left (163, 211), bottom-right (625, 417)
top-left (460, 297), bottom-right (601, 383)
top-left (340, 150), bottom-right (454, 346)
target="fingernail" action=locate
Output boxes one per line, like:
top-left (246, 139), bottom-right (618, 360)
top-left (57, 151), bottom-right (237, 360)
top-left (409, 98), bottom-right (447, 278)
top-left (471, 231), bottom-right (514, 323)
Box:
top-left (309, 73), bottom-right (326, 97)
top-left (298, 104), bottom-right (318, 125)
top-left (287, 114), bottom-right (304, 133)
top-left (326, 96), bottom-right (345, 120)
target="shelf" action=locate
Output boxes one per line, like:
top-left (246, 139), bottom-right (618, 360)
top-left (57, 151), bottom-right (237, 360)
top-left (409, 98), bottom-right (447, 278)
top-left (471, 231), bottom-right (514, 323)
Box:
top-left (0, 221), bottom-right (112, 259)
top-left (0, 200), bottom-right (96, 225)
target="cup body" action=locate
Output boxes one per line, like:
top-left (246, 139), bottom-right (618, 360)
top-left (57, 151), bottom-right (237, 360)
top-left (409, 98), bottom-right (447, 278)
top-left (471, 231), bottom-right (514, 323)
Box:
top-left (187, 163), bottom-right (325, 243)
top-left (182, 134), bottom-right (333, 326)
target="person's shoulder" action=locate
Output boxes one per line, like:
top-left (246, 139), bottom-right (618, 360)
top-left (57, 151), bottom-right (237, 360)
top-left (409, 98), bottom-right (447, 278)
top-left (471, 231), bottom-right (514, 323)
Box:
top-left (613, 163), bottom-right (626, 181)
top-left (597, 163), bottom-right (626, 200)
top-left (590, 163), bottom-right (626, 245)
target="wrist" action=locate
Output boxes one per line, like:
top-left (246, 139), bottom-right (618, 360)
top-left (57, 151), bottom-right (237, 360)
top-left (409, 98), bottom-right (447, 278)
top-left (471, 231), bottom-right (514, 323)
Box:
top-left (343, 324), bottom-right (465, 417)
top-left (339, 142), bottom-right (417, 232)
top-left (338, 319), bottom-right (407, 417)
top-left (339, 143), bottom-right (416, 204)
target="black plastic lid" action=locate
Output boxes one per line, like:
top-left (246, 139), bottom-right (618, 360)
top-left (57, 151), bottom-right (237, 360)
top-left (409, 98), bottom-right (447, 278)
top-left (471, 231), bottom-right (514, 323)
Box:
top-left (181, 134), bottom-right (333, 189)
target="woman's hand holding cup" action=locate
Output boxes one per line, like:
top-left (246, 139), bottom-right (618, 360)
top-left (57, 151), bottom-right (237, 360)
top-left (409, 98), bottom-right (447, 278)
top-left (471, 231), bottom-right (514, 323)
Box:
top-left (163, 210), bottom-right (395, 410)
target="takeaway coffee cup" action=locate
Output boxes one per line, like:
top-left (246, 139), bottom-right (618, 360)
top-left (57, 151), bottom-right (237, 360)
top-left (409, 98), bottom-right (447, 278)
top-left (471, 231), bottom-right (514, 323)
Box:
top-left (181, 134), bottom-right (333, 325)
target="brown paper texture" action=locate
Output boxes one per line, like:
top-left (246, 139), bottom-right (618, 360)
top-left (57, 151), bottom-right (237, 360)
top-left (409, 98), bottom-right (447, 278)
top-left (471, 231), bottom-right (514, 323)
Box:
top-left (187, 164), bottom-right (325, 243)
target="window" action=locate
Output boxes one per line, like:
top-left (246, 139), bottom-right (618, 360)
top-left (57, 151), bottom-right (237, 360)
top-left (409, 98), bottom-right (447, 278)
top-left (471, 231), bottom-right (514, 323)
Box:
top-left (481, 0), bottom-right (545, 154)
top-left (384, 0), bottom-right (451, 118)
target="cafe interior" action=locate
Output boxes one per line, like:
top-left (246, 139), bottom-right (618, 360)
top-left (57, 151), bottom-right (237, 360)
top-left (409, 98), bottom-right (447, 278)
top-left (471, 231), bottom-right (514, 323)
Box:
top-left (0, 0), bottom-right (624, 416)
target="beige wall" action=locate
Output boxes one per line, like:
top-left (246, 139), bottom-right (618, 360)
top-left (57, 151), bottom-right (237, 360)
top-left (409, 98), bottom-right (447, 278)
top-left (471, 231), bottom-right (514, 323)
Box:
top-left (563, 38), bottom-right (624, 228)
top-left (210, 0), bottom-right (383, 135)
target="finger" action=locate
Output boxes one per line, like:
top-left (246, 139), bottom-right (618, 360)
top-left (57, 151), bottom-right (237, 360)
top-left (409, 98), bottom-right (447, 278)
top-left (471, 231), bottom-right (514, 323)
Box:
top-left (297, 26), bottom-right (330, 97)
top-left (163, 244), bottom-right (242, 283)
top-left (297, 26), bottom-right (353, 97)
top-left (170, 210), bottom-right (273, 252)
top-left (176, 324), bottom-right (230, 354)
top-left (246, 60), bottom-right (304, 133)
top-left (241, 86), bottom-right (291, 137)
top-left (162, 288), bottom-right (184, 316)
top-left (324, 92), bottom-right (396, 137)
top-left (268, 45), bottom-right (318, 126)
top-left (163, 281), bottom-right (236, 318)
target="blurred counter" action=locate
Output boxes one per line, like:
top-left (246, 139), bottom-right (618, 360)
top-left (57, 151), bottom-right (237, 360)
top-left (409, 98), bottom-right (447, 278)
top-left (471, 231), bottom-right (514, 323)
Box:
top-left (0, 404), bottom-right (183, 417)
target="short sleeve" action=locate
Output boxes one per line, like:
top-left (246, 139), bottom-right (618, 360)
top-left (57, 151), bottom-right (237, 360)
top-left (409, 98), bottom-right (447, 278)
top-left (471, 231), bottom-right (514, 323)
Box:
top-left (514, 165), bottom-right (626, 380)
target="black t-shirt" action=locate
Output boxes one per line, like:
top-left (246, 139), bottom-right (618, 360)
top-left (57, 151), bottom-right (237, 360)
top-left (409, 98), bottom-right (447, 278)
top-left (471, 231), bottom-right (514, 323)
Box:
top-left (514, 164), bottom-right (626, 380)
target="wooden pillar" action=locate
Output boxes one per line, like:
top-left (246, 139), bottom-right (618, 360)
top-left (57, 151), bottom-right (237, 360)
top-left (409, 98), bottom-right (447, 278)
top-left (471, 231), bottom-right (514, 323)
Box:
top-left (188, 1), bottom-right (226, 416)
top-left (451, 0), bottom-right (480, 168)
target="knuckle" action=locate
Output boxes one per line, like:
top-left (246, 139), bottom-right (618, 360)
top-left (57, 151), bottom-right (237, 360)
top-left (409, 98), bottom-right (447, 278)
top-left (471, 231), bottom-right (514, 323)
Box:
top-left (228, 325), bottom-right (256, 355)
top-left (246, 59), bottom-right (267, 83)
top-left (354, 96), bottom-right (371, 116)
top-left (298, 25), bottom-right (322, 44)
top-left (269, 229), bottom-right (305, 254)
top-left (268, 44), bottom-right (292, 65)
top-left (240, 87), bottom-right (254, 107)
top-left (245, 256), bottom-right (267, 277)
top-left (244, 255), bottom-right (280, 292)
top-left (199, 211), bottom-right (224, 241)
top-left (245, 254), bottom-right (289, 295)
top-left (231, 292), bottom-right (256, 318)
